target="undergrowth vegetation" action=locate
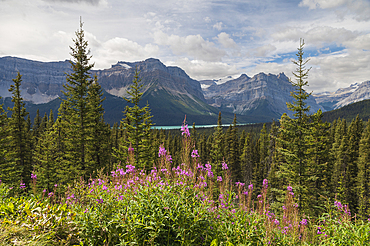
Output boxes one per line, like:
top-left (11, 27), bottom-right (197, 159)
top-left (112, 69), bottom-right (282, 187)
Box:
top-left (1, 122), bottom-right (370, 246)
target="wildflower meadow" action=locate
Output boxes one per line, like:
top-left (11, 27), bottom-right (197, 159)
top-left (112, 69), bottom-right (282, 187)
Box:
top-left (1, 121), bottom-right (369, 246)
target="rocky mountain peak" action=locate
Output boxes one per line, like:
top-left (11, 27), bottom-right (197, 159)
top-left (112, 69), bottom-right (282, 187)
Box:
top-left (238, 74), bottom-right (250, 80)
top-left (277, 72), bottom-right (288, 80)
top-left (201, 71), bottom-right (323, 118)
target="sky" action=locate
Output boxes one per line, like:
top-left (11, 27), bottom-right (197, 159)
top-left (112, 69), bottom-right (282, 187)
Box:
top-left (0, 0), bottom-right (369, 93)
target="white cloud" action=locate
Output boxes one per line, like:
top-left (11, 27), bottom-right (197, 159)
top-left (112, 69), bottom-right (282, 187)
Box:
top-left (299, 0), bottom-right (370, 21)
top-left (216, 32), bottom-right (238, 49)
top-left (343, 33), bottom-right (370, 50)
top-left (299, 0), bottom-right (347, 9)
top-left (253, 44), bottom-right (277, 57)
top-left (153, 31), bottom-right (226, 62)
top-left (213, 22), bottom-right (223, 31)
top-left (166, 58), bottom-right (239, 80)
top-left (92, 37), bottom-right (159, 68)
top-left (272, 26), bottom-right (359, 48)
top-left (42, 0), bottom-right (105, 5)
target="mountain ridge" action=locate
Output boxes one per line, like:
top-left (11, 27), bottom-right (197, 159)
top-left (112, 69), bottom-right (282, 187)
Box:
top-left (1, 56), bottom-right (369, 125)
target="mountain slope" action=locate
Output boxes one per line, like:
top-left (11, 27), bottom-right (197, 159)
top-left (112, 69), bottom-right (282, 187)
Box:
top-left (322, 99), bottom-right (370, 123)
top-left (201, 72), bottom-right (324, 118)
top-left (0, 56), bottom-right (72, 104)
top-left (313, 81), bottom-right (370, 111)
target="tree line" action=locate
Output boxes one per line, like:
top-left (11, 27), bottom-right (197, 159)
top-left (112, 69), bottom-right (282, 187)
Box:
top-left (0, 24), bottom-right (369, 221)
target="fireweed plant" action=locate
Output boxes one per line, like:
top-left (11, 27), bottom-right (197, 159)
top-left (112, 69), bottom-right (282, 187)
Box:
top-left (1, 119), bottom-right (370, 245)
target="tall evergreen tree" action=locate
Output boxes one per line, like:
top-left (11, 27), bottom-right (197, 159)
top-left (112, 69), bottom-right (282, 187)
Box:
top-left (345, 116), bottom-right (363, 213)
top-left (0, 97), bottom-right (10, 184)
top-left (114, 69), bottom-right (153, 170)
top-left (224, 117), bottom-right (240, 182)
top-left (51, 21), bottom-right (110, 184)
top-left (86, 78), bottom-right (111, 175)
top-left (276, 39), bottom-right (317, 215)
top-left (59, 21), bottom-right (94, 180)
top-left (240, 133), bottom-right (253, 185)
top-left (32, 109), bottom-right (42, 141)
top-left (211, 112), bottom-right (224, 177)
top-left (6, 72), bottom-right (33, 187)
top-left (306, 109), bottom-right (331, 215)
top-left (357, 120), bottom-right (370, 220)
top-left (34, 118), bottom-right (64, 191)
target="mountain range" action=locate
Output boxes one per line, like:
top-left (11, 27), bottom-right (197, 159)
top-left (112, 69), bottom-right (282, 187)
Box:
top-left (0, 56), bottom-right (368, 125)
top-left (200, 72), bottom-right (323, 119)
top-left (313, 81), bottom-right (370, 111)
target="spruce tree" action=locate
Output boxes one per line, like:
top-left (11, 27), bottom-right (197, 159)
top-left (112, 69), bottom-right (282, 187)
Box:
top-left (357, 119), bottom-right (370, 220)
top-left (32, 109), bottom-right (42, 140)
top-left (228, 115), bottom-right (240, 182)
top-left (210, 112), bottom-right (224, 177)
top-left (240, 133), bottom-right (253, 185)
top-left (60, 21), bottom-right (94, 181)
top-left (114, 69), bottom-right (153, 170)
top-left (276, 39), bottom-right (318, 215)
top-left (0, 97), bottom-right (11, 184)
top-left (86, 77), bottom-right (111, 175)
top-left (346, 116), bottom-right (363, 213)
top-left (6, 72), bottom-right (33, 188)
top-left (34, 118), bottom-right (63, 191)
top-left (306, 109), bottom-right (331, 214)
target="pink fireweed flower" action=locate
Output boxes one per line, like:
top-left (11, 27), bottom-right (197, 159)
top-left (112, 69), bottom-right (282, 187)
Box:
top-left (126, 164), bottom-right (136, 173)
top-left (191, 149), bottom-right (199, 158)
top-left (31, 173), bottom-right (37, 180)
top-left (217, 176), bottom-right (222, 182)
top-left (334, 201), bottom-right (343, 210)
top-left (96, 198), bottom-right (104, 204)
top-left (20, 183), bottom-right (26, 189)
top-left (54, 184), bottom-right (58, 188)
top-left (273, 219), bottom-right (280, 225)
top-left (287, 185), bottom-right (293, 192)
top-left (300, 219), bottom-right (308, 225)
top-left (248, 183), bottom-right (253, 191)
top-left (221, 162), bottom-right (228, 170)
top-left (48, 192), bottom-right (54, 198)
top-left (263, 179), bottom-right (268, 188)
top-left (43, 189), bottom-right (46, 193)
top-left (181, 123), bottom-right (190, 137)
top-left (205, 163), bottom-right (212, 171)
top-left (158, 146), bottom-right (167, 157)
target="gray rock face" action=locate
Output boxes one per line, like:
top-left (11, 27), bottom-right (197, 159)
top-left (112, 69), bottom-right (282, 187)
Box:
top-left (0, 57), bottom-right (206, 105)
top-left (313, 81), bottom-right (370, 110)
top-left (95, 58), bottom-right (206, 103)
top-left (0, 56), bottom-right (72, 104)
top-left (334, 81), bottom-right (370, 108)
top-left (201, 72), bottom-right (324, 117)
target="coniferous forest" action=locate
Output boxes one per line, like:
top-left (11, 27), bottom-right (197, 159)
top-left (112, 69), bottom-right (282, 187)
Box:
top-left (1, 23), bottom-right (370, 245)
